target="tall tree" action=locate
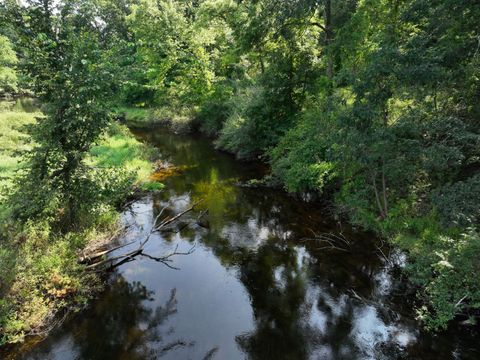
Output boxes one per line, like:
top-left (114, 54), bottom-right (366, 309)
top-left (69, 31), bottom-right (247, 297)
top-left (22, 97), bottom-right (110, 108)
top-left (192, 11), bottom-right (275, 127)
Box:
top-left (0, 35), bottom-right (18, 95)
top-left (10, 0), bottom-right (116, 229)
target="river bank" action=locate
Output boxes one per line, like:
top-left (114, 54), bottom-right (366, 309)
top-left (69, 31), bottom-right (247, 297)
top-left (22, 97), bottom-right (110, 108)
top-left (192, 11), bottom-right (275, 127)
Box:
top-left (3, 125), bottom-right (479, 359)
top-left (0, 100), bottom-right (163, 346)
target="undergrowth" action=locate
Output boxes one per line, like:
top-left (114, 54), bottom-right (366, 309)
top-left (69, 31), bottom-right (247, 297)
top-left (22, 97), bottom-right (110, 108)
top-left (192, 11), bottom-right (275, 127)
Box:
top-left (0, 102), bottom-right (162, 345)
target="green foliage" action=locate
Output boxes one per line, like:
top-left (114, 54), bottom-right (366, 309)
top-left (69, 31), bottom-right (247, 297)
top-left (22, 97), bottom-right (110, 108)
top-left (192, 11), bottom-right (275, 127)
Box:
top-left (216, 85), bottom-right (268, 159)
top-left (270, 104), bottom-right (336, 193)
top-left (7, 0), bottom-right (120, 229)
top-left (396, 229), bottom-right (480, 331)
top-left (127, 0), bottom-right (219, 111)
top-left (197, 84), bottom-right (233, 136)
top-left (0, 35), bottom-right (18, 94)
top-left (0, 102), bottom-right (39, 224)
top-left (0, 217), bottom-right (114, 345)
top-left (433, 174), bottom-right (480, 228)
top-left (216, 74), bottom-right (300, 158)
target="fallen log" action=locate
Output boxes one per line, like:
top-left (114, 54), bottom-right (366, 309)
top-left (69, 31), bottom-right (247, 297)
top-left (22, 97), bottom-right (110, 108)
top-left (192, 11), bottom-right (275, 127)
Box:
top-left (84, 199), bottom-right (202, 270)
top-left (78, 240), bottom-right (136, 264)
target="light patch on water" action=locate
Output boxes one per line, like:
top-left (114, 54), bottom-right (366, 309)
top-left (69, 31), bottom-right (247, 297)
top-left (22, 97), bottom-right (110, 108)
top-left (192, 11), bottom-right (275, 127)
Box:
top-left (274, 266), bottom-right (285, 285)
top-left (304, 287), bottom-right (328, 335)
top-left (221, 218), bottom-right (272, 249)
top-left (373, 267), bottom-right (393, 297)
top-left (295, 246), bottom-right (311, 270)
top-left (312, 345), bottom-right (334, 359)
top-left (351, 305), bottom-right (417, 359)
top-left (351, 305), bottom-right (390, 359)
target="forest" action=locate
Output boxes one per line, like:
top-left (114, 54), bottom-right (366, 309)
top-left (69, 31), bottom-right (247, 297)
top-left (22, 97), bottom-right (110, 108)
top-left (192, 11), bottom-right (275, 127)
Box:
top-left (0, 0), bottom-right (479, 357)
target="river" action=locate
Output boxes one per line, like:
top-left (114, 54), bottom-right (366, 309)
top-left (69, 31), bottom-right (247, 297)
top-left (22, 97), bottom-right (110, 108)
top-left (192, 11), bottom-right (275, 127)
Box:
top-left (3, 126), bottom-right (479, 359)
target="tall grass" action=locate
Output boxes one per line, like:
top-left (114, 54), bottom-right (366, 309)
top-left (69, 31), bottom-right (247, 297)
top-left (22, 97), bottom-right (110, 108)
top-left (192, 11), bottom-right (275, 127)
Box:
top-left (89, 123), bottom-right (163, 190)
top-left (0, 104), bottom-right (40, 220)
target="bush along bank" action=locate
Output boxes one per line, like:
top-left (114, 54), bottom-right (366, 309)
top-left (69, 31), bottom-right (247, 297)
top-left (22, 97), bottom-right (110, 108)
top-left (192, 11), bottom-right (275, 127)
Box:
top-left (0, 103), bottom-right (162, 345)
top-left (115, 106), bottom-right (197, 135)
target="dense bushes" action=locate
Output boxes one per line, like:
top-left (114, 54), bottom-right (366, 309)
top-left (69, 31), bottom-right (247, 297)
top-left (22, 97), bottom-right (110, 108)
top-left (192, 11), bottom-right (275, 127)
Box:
top-left (270, 103), bottom-right (337, 193)
top-left (433, 174), bottom-right (480, 229)
top-left (396, 228), bottom-right (480, 330)
top-left (216, 86), bottom-right (269, 158)
top-left (110, 0), bottom-right (480, 329)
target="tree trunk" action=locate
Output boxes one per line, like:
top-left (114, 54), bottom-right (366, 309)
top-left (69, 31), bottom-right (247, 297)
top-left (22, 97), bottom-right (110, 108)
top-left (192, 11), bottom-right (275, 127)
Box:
top-left (324, 0), bottom-right (333, 82)
top-left (372, 174), bottom-right (386, 219)
top-left (381, 157), bottom-right (388, 217)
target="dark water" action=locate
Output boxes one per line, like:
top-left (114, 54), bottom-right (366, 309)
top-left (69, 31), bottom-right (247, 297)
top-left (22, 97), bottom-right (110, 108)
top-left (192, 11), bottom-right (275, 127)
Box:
top-left (4, 128), bottom-right (480, 360)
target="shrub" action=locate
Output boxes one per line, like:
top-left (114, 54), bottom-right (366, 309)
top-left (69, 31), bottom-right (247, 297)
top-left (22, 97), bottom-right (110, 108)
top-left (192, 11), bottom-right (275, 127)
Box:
top-left (432, 174), bottom-right (480, 228)
top-left (270, 104), bottom-right (337, 193)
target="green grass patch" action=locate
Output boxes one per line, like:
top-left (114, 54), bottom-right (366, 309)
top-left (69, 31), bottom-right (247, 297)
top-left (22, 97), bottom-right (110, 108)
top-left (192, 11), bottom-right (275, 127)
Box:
top-left (89, 123), bottom-right (164, 191)
top-left (90, 124), bottom-right (153, 182)
top-left (0, 104), bottom-right (40, 217)
top-left (114, 106), bottom-right (156, 126)
top-left (114, 105), bottom-right (196, 133)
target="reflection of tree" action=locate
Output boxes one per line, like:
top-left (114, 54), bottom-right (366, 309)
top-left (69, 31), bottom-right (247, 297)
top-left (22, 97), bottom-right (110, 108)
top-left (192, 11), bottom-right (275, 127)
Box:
top-left (234, 242), bottom-right (314, 360)
top-left (193, 168), bottom-right (237, 231)
top-left (132, 129), bottom-right (408, 359)
top-left (70, 278), bottom-right (190, 360)
top-left (184, 186), bottom-right (393, 359)
top-left (233, 239), bottom-right (381, 359)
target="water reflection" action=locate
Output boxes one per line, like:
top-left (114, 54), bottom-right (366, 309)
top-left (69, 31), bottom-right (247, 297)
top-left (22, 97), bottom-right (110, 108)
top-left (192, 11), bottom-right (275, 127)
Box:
top-left (193, 167), bottom-right (238, 231)
top-left (15, 276), bottom-right (192, 360)
top-left (5, 127), bottom-right (480, 360)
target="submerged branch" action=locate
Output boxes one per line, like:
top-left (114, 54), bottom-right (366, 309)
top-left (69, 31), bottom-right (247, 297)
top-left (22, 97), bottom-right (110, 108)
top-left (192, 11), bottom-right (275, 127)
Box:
top-left (83, 199), bottom-right (202, 271)
top-left (302, 230), bottom-right (351, 252)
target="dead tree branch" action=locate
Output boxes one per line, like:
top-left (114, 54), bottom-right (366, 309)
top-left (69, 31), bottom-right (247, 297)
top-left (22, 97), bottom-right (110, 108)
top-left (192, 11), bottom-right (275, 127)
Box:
top-left (84, 199), bottom-right (202, 270)
top-left (301, 230), bottom-right (351, 252)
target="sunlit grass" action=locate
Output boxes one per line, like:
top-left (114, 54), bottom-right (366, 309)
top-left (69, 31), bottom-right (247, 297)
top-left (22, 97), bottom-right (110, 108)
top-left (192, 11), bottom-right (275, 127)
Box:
top-left (0, 108), bottom-right (39, 210)
top-left (89, 123), bottom-right (163, 190)
top-left (0, 105), bottom-right (163, 212)
top-left (114, 106), bottom-right (154, 124)
top-left (115, 105), bottom-right (196, 134)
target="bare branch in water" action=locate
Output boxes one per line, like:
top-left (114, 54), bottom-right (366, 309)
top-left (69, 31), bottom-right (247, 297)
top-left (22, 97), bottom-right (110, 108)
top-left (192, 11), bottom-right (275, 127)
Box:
top-left (301, 232), bottom-right (351, 252)
top-left (84, 198), bottom-right (202, 270)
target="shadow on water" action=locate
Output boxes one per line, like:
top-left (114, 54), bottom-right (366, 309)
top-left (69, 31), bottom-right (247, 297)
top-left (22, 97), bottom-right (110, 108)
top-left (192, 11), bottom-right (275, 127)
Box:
top-left (4, 126), bottom-right (480, 360)
top-left (18, 278), bottom-right (188, 360)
